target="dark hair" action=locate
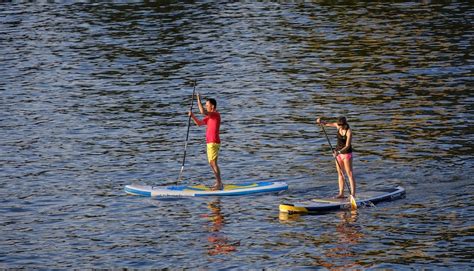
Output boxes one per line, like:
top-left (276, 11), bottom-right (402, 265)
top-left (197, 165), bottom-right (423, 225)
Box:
top-left (337, 116), bottom-right (349, 129)
top-left (207, 98), bottom-right (217, 108)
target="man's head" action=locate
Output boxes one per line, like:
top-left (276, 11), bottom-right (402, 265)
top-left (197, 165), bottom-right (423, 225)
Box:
top-left (206, 98), bottom-right (217, 112)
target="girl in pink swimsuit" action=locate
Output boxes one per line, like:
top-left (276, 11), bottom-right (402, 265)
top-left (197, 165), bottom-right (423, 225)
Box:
top-left (316, 117), bottom-right (356, 198)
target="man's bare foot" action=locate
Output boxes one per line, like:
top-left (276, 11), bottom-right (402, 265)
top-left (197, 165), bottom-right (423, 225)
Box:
top-left (335, 194), bottom-right (347, 199)
top-left (211, 183), bottom-right (223, 191)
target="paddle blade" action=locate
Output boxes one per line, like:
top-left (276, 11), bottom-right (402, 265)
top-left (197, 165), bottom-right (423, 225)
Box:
top-left (350, 195), bottom-right (357, 210)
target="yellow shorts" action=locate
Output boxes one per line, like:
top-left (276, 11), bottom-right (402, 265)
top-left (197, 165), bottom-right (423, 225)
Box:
top-left (206, 143), bottom-right (220, 162)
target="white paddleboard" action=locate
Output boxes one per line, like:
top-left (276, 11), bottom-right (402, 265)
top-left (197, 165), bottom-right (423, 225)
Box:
top-left (125, 181), bottom-right (288, 197)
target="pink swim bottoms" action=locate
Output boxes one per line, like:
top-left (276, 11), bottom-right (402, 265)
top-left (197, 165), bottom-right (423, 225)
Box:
top-left (337, 153), bottom-right (353, 163)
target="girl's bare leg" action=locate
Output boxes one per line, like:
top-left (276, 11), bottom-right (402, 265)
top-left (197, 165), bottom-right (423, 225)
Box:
top-left (344, 157), bottom-right (356, 196)
top-left (335, 159), bottom-right (345, 198)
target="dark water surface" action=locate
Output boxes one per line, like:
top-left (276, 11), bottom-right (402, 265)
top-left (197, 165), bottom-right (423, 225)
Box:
top-left (1, 1), bottom-right (473, 269)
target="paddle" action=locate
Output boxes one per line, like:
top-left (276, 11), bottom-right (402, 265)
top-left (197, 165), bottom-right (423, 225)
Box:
top-left (177, 80), bottom-right (196, 183)
top-left (319, 123), bottom-right (357, 210)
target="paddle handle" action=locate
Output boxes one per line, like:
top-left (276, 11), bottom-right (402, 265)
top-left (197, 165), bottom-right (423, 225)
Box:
top-left (178, 80), bottom-right (196, 182)
top-left (184, 81), bottom-right (196, 144)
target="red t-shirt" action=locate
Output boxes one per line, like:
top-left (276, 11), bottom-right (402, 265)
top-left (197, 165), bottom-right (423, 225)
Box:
top-left (203, 111), bottom-right (221, 144)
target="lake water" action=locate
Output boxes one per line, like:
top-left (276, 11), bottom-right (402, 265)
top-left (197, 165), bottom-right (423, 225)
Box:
top-left (1, 1), bottom-right (473, 269)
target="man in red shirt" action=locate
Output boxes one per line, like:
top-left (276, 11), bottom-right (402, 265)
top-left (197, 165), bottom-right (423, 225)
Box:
top-left (189, 93), bottom-right (222, 190)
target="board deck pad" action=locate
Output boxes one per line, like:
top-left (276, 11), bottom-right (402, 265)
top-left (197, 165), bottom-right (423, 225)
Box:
top-left (279, 186), bottom-right (405, 214)
top-left (125, 181), bottom-right (288, 197)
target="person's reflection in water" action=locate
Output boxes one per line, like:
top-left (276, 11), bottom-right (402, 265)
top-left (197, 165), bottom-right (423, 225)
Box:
top-left (279, 210), bottom-right (364, 270)
top-left (333, 211), bottom-right (362, 246)
top-left (203, 199), bottom-right (238, 256)
top-left (323, 210), bottom-right (364, 270)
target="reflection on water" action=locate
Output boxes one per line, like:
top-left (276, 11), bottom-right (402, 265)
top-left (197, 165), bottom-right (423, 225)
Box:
top-left (203, 199), bottom-right (239, 256)
top-left (280, 210), bottom-right (363, 270)
top-left (279, 212), bottom-right (303, 222)
top-left (322, 211), bottom-right (364, 270)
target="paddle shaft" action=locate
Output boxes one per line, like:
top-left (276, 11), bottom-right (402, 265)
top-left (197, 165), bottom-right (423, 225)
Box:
top-left (319, 123), bottom-right (353, 196)
top-left (177, 81), bottom-right (196, 182)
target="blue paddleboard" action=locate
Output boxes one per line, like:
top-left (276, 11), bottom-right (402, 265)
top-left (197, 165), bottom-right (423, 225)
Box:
top-left (280, 186), bottom-right (405, 214)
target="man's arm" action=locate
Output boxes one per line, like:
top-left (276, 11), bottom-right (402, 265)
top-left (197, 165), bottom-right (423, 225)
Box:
top-left (189, 111), bottom-right (205, 126)
top-left (197, 93), bottom-right (206, 115)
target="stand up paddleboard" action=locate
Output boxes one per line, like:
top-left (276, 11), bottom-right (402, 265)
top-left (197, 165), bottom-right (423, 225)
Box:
top-left (280, 186), bottom-right (405, 214)
top-left (125, 181), bottom-right (288, 197)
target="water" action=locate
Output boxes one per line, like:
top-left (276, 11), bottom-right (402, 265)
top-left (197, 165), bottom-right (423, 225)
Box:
top-left (1, 1), bottom-right (473, 269)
